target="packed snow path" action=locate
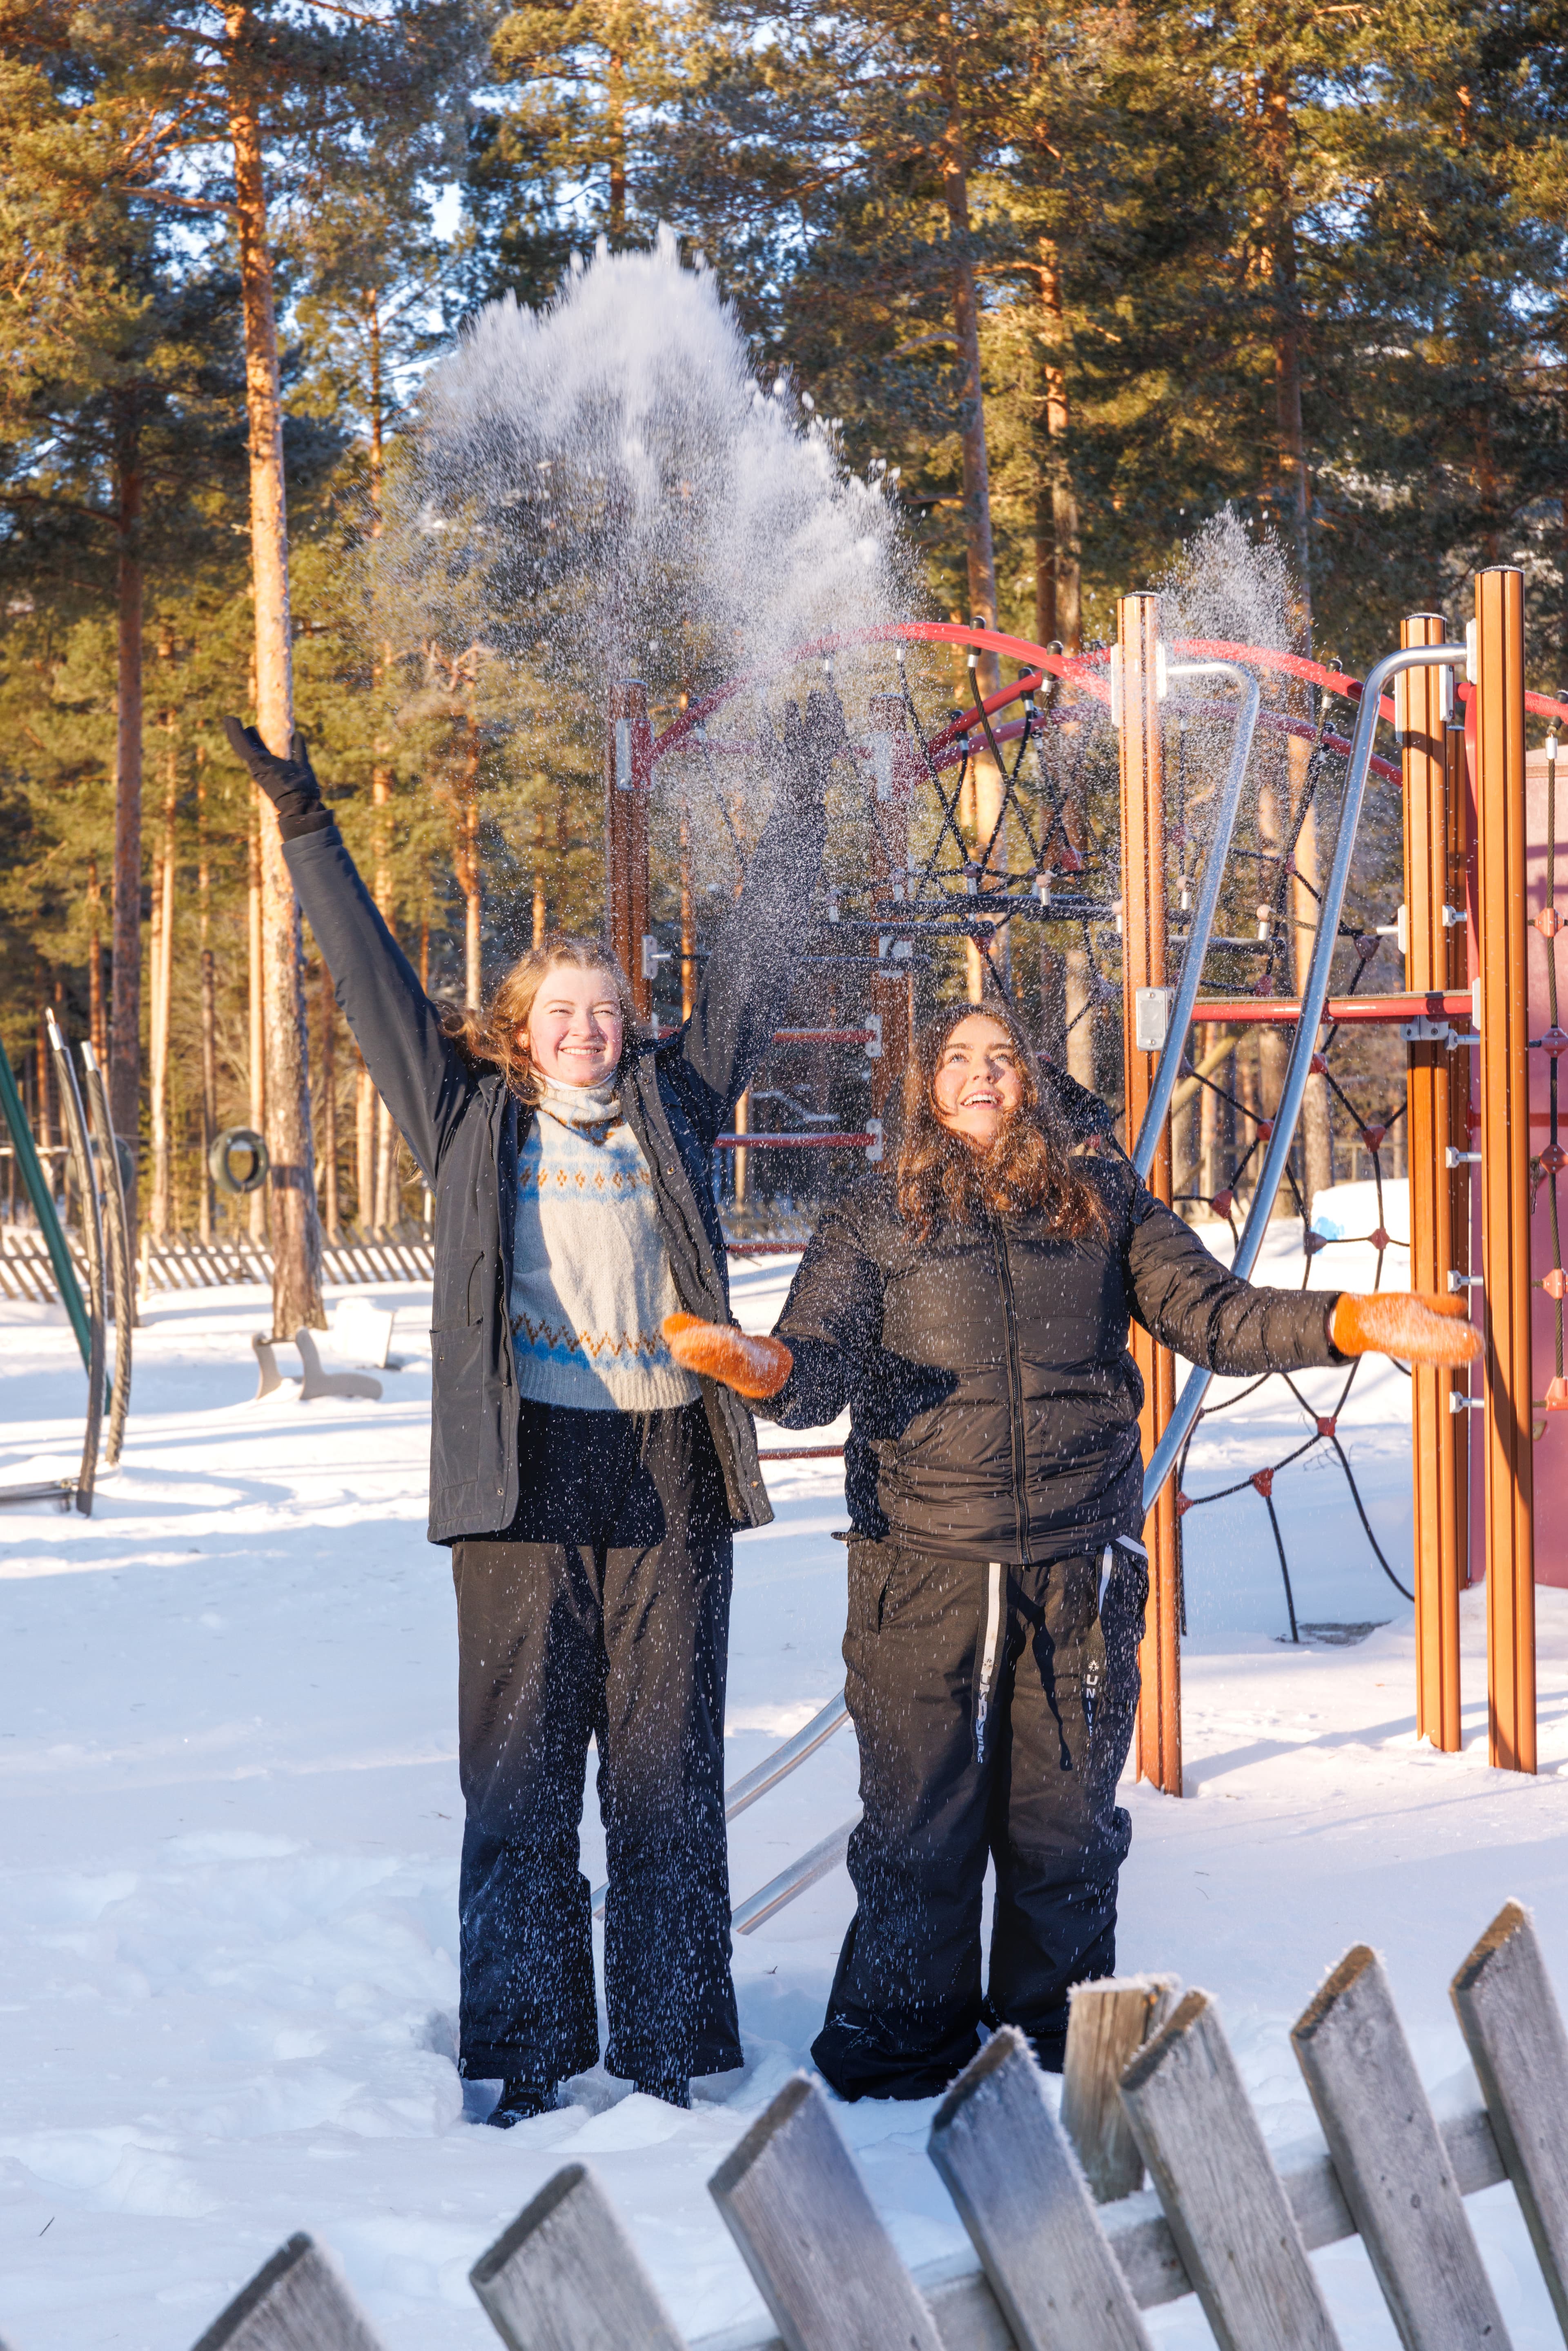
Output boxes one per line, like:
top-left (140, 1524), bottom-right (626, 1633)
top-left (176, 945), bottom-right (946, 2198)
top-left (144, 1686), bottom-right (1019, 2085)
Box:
top-left (3, 1194), bottom-right (1568, 2348)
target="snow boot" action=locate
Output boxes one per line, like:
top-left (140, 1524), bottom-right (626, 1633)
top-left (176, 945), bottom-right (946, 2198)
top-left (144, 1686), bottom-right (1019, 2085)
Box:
top-left (484, 2077), bottom-right (558, 2127)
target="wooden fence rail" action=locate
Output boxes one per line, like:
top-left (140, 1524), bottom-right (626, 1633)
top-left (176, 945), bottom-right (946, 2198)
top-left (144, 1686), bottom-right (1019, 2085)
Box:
top-left (6, 1898), bottom-right (1562, 2351)
top-left (0, 1224), bottom-right (436, 1304)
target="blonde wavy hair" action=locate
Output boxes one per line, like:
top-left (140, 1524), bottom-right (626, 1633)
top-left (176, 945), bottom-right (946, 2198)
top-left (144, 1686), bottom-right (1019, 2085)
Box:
top-left (440, 934), bottom-right (641, 1104)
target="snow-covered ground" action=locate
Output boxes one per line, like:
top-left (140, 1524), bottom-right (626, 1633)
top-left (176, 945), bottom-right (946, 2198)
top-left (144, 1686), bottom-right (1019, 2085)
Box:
top-left (4, 1186), bottom-right (1568, 2349)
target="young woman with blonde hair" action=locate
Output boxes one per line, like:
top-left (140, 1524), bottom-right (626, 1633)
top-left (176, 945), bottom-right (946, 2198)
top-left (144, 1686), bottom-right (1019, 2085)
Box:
top-left (225, 700), bottom-right (837, 2124)
top-left (669, 997), bottom-right (1477, 2101)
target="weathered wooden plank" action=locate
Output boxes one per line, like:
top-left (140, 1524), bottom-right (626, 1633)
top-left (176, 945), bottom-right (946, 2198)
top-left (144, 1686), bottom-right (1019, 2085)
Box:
top-left (1292, 1943), bottom-right (1509, 2350)
top-left (690, 2101), bottom-right (1508, 2350)
top-left (1120, 1989), bottom-right (1341, 2351)
top-left (470, 2162), bottom-right (688, 2351)
top-left (1451, 1899), bottom-right (1568, 2337)
top-left (1061, 1974), bottom-right (1180, 2201)
top-left (928, 2025), bottom-right (1152, 2351)
top-left (708, 2072), bottom-right (944, 2351)
top-left (189, 2232), bottom-right (384, 2351)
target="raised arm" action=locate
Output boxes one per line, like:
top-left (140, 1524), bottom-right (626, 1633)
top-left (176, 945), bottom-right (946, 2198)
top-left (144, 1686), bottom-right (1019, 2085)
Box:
top-left (667, 695), bottom-right (836, 1142)
top-left (225, 722), bottom-right (474, 1183)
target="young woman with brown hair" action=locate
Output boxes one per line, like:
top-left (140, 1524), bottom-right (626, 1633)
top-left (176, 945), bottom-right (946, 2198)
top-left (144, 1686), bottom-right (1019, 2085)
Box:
top-left (224, 700), bottom-right (837, 2125)
top-left (668, 999), bottom-right (1476, 2101)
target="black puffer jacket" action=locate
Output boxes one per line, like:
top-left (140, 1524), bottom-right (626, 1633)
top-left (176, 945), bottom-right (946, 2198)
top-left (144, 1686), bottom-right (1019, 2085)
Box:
top-left (762, 1158), bottom-right (1344, 1563)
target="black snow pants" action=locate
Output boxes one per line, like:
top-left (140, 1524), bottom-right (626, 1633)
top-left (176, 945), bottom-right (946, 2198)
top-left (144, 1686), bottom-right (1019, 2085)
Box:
top-left (812, 1536), bottom-right (1148, 2101)
top-left (452, 1396), bottom-right (742, 2088)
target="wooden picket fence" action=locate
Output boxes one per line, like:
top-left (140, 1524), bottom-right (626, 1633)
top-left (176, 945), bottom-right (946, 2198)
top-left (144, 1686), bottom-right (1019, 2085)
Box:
top-left (32, 1894), bottom-right (1561, 2351)
top-left (0, 1223), bottom-right (435, 1306)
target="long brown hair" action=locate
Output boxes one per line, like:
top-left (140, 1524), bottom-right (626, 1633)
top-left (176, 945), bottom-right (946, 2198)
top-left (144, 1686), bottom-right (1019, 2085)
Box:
top-left (440, 933), bottom-right (641, 1105)
top-left (895, 1000), bottom-right (1108, 1241)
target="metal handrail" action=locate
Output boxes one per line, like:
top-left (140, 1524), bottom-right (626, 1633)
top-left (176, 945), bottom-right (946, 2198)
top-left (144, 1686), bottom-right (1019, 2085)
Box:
top-left (1142, 642), bottom-right (1467, 1508)
top-left (732, 1815), bottom-right (861, 1936)
top-left (1132, 661), bottom-right (1262, 1179)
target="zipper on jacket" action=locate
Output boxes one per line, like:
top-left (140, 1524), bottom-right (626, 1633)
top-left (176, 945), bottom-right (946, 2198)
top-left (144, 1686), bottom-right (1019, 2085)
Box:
top-left (990, 1219), bottom-right (1031, 1560)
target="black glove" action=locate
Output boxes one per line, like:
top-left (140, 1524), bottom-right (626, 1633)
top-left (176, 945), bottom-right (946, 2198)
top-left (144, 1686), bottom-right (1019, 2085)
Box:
top-left (222, 717), bottom-right (332, 842)
top-left (757, 686), bottom-right (849, 810)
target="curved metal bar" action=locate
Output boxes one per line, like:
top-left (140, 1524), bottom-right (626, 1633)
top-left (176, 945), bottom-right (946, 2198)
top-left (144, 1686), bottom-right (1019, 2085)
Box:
top-left (1142, 642), bottom-right (1467, 1509)
top-left (723, 1695), bottom-right (850, 1821)
top-left (47, 1014), bottom-right (105, 1516)
top-left (1131, 660), bottom-right (1262, 1180)
top-left (80, 1040), bottom-right (132, 1469)
top-left (732, 1814), bottom-right (860, 1936)
top-left (590, 1694), bottom-right (852, 1919)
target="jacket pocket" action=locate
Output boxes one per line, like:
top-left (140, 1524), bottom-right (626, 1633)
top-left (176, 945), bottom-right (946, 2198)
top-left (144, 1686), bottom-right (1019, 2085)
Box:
top-left (432, 1326), bottom-right (487, 1490)
top-left (432, 1250), bottom-right (486, 1333)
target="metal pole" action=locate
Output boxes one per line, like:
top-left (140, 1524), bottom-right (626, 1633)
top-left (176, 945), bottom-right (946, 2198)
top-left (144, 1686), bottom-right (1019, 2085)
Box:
top-left (1143, 641), bottom-right (1467, 1509)
top-left (1474, 566), bottom-right (1535, 1774)
top-left (47, 1012), bottom-right (105, 1514)
top-left (1401, 613), bottom-right (1463, 1752)
top-left (1131, 661), bottom-right (1262, 1174)
top-left (81, 1038), bottom-right (133, 1468)
top-left (605, 678), bottom-right (653, 1020)
top-left (1117, 593), bottom-right (1181, 1796)
top-left (0, 1031), bottom-right (92, 1369)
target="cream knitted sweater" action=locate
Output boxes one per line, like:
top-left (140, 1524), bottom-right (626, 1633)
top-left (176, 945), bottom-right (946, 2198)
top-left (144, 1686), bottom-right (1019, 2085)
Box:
top-left (508, 1073), bottom-right (702, 1413)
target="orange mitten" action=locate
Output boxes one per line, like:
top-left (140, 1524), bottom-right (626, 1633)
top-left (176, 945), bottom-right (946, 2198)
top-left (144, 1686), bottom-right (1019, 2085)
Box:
top-left (1329, 1290), bottom-right (1480, 1367)
top-left (664, 1313), bottom-right (794, 1400)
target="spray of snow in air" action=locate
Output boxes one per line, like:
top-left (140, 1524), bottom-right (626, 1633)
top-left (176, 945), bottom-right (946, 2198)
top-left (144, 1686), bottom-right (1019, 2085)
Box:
top-left (398, 226), bottom-right (915, 761)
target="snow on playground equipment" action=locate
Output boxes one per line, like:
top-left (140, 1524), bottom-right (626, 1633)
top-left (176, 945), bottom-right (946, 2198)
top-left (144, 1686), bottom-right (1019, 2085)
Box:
top-left (92, 1894), bottom-right (1568, 2351)
top-left (0, 1021), bottom-right (130, 1511)
top-left (601, 569), bottom-right (1561, 1936)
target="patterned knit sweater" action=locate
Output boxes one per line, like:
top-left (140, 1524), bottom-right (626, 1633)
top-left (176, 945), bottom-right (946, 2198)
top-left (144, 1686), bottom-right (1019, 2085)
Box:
top-left (509, 1073), bottom-right (703, 1413)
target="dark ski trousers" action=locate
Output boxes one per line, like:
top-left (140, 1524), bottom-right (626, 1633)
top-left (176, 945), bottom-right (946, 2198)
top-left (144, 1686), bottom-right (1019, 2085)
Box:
top-left (452, 1396), bottom-right (742, 2088)
top-left (813, 1538), bottom-right (1148, 2101)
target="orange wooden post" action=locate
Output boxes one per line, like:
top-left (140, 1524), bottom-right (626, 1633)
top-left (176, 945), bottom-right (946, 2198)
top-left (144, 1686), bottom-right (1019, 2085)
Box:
top-left (866, 693), bottom-right (918, 1119)
top-left (1474, 567), bottom-right (1536, 1772)
top-left (1118, 591), bottom-right (1180, 1796)
top-left (1401, 612), bottom-right (1463, 1749)
top-left (606, 678), bottom-right (653, 1021)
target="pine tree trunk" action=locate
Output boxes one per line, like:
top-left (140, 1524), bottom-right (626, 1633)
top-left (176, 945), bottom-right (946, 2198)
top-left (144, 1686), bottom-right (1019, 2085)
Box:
top-left (227, 10), bottom-right (323, 1333)
top-left (197, 753), bottom-right (216, 1241)
top-left (87, 855), bottom-right (106, 1067)
top-left (608, 51), bottom-right (627, 239)
top-left (319, 960), bottom-right (338, 1238)
top-left (679, 807), bottom-right (695, 1021)
top-left (110, 414), bottom-right (143, 1232)
top-left (533, 802), bottom-right (548, 948)
top-left (355, 1063), bottom-right (374, 1227)
top-left (149, 714), bottom-right (176, 1240)
top-left (1260, 78), bottom-right (1312, 617)
top-left (454, 722), bottom-right (483, 1009)
top-left (939, 53), bottom-right (998, 673)
top-left (247, 803), bottom-right (267, 1240)
top-left (1035, 239), bottom-right (1082, 653)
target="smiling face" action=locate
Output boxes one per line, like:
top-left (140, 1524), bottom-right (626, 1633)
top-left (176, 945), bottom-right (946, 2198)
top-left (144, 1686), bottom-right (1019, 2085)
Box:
top-left (523, 961), bottom-right (625, 1087)
top-left (931, 1014), bottom-right (1025, 1150)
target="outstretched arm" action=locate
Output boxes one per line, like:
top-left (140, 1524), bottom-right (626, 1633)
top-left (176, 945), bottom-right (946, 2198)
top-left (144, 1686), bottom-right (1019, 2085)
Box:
top-left (225, 720), bottom-right (472, 1183)
top-left (1129, 1194), bottom-right (1478, 1372)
